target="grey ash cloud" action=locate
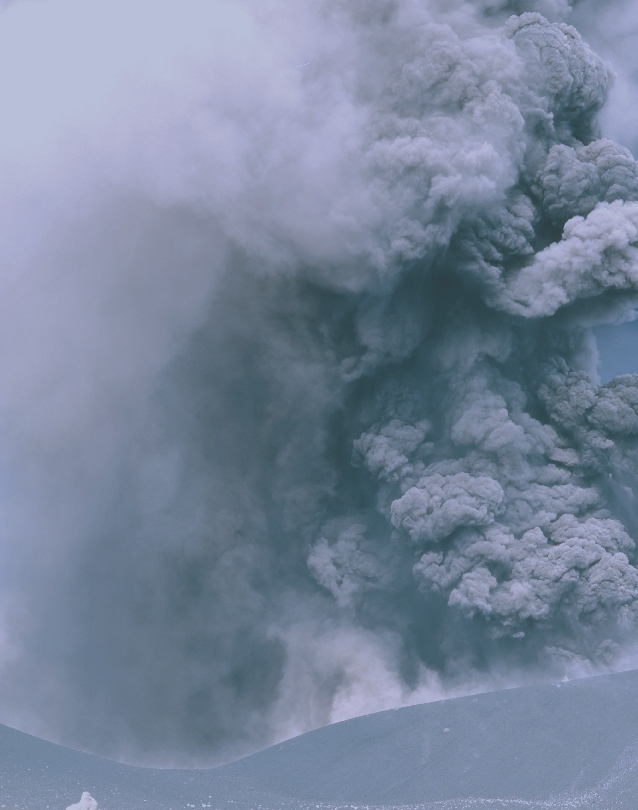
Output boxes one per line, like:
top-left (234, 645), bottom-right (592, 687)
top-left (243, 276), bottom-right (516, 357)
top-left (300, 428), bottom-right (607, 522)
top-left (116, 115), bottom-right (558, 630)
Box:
top-left (1, 0), bottom-right (638, 766)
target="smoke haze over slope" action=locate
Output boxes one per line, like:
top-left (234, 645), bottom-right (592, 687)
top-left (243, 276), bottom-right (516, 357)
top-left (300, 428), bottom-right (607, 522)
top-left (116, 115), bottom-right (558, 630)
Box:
top-left (2, 0), bottom-right (638, 765)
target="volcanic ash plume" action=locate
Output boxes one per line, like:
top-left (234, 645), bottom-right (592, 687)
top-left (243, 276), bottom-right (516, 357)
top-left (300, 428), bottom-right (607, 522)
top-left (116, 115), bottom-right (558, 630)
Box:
top-left (2, 0), bottom-right (638, 764)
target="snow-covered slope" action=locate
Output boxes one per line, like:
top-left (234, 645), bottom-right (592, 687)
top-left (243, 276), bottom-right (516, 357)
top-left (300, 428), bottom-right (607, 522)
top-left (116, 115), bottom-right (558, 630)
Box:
top-left (3, 669), bottom-right (637, 810)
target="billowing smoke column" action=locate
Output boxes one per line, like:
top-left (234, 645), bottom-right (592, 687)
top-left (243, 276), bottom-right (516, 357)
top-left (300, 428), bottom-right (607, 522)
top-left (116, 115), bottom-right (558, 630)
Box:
top-left (2, 0), bottom-right (638, 766)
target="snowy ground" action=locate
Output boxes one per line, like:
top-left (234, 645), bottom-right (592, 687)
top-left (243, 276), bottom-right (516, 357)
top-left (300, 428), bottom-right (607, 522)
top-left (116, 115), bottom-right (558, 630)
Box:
top-left (2, 669), bottom-right (637, 810)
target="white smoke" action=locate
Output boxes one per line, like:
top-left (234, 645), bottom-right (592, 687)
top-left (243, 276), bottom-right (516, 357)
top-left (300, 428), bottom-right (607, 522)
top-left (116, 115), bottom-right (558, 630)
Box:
top-left (1, 0), bottom-right (638, 766)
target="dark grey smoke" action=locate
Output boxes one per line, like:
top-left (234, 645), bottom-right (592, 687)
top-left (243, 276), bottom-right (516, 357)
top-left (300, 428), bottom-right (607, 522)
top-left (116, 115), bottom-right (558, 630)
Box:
top-left (2, 0), bottom-right (638, 766)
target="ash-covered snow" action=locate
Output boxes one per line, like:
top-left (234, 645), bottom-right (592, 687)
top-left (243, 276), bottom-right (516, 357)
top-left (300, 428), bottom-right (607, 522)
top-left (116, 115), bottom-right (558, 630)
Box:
top-left (2, 670), bottom-right (637, 810)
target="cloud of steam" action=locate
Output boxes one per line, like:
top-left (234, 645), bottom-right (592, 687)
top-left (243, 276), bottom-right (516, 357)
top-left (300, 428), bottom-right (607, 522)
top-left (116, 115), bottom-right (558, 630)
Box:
top-left (2, 0), bottom-right (638, 765)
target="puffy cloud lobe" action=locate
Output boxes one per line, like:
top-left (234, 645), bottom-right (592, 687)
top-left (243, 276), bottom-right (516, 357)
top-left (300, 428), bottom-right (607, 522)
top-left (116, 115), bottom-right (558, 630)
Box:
top-left (592, 377), bottom-right (638, 436)
top-left (416, 515), bottom-right (638, 628)
top-left (507, 13), bottom-right (611, 143)
top-left (352, 20), bottom-right (529, 274)
top-left (540, 140), bottom-right (638, 222)
top-left (353, 419), bottom-right (432, 482)
top-left (449, 376), bottom-right (550, 462)
top-left (391, 473), bottom-right (505, 544)
top-left (451, 193), bottom-right (537, 290)
top-left (539, 364), bottom-right (638, 464)
top-left (512, 478), bottom-right (602, 522)
top-left (494, 201), bottom-right (638, 317)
